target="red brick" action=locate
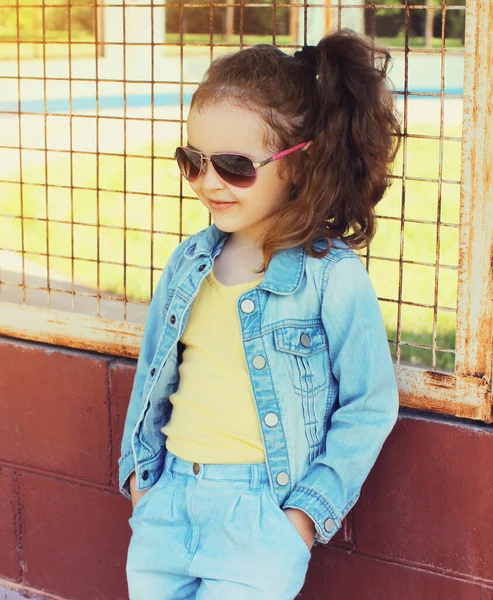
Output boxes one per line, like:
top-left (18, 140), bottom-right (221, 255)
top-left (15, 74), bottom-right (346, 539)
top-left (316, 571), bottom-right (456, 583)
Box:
top-left (0, 339), bottom-right (111, 485)
top-left (0, 468), bottom-right (21, 582)
top-left (19, 471), bottom-right (131, 600)
top-left (301, 546), bottom-right (485, 600)
top-left (109, 361), bottom-right (136, 488)
top-left (353, 417), bottom-right (493, 580)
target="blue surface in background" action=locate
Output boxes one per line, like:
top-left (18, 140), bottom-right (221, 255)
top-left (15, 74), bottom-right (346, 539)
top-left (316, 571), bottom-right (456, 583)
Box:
top-left (0, 88), bottom-right (462, 114)
top-left (0, 92), bottom-right (195, 114)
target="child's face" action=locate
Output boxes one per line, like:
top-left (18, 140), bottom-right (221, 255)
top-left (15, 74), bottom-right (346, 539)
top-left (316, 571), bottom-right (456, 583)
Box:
top-left (185, 100), bottom-right (293, 245)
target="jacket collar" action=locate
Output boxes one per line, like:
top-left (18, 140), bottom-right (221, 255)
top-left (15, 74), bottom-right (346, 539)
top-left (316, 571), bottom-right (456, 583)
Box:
top-left (184, 224), bottom-right (305, 295)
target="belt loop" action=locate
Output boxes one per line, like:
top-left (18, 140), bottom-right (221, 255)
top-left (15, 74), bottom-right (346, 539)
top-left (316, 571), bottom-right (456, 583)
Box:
top-left (249, 464), bottom-right (260, 491)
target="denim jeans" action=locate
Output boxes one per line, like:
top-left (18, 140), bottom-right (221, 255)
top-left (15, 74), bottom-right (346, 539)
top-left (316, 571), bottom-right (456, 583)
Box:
top-left (126, 450), bottom-right (312, 599)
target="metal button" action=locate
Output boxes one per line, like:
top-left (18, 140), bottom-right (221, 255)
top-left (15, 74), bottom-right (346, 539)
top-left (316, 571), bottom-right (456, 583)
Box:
top-left (142, 470), bottom-right (149, 481)
top-left (252, 355), bottom-right (266, 370)
top-left (300, 333), bottom-right (311, 347)
top-left (150, 367), bottom-right (156, 377)
top-left (264, 412), bottom-right (279, 427)
top-left (324, 518), bottom-right (335, 532)
top-left (170, 315), bottom-right (176, 324)
top-left (193, 462), bottom-right (200, 475)
top-left (240, 299), bottom-right (255, 314)
top-left (276, 472), bottom-right (289, 486)
top-left (198, 264), bottom-right (206, 272)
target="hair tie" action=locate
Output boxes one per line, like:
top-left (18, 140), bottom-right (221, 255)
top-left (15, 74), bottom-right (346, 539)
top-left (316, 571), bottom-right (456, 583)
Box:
top-left (293, 45), bottom-right (319, 82)
top-left (293, 45), bottom-right (318, 67)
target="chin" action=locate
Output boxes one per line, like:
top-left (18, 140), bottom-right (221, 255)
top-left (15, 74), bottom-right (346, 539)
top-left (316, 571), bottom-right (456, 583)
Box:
top-left (212, 221), bottom-right (238, 233)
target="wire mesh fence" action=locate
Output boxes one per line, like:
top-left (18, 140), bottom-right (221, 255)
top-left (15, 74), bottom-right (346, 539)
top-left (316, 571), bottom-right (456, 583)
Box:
top-left (0, 1), bottom-right (491, 420)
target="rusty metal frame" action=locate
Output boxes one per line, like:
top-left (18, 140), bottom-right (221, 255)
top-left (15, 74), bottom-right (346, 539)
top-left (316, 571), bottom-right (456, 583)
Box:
top-left (0, 303), bottom-right (142, 356)
top-left (394, 0), bottom-right (493, 422)
top-left (0, 1), bottom-right (492, 422)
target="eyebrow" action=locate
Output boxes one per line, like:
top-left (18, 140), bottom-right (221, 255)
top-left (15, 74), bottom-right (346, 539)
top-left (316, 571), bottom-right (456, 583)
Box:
top-left (186, 142), bottom-right (243, 155)
top-left (186, 142), bottom-right (257, 157)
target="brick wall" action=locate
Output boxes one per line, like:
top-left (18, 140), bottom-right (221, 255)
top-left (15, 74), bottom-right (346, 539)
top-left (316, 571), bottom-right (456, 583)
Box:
top-left (0, 337), bottom-right (492, 600)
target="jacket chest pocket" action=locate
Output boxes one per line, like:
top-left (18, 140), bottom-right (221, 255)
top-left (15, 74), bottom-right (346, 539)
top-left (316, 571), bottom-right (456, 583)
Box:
top-left (273, 325), bottom-right (329, 395)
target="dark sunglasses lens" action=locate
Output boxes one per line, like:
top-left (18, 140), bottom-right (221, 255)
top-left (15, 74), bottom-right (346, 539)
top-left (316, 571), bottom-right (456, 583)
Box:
top-left (175, 147), bottom-right (201, 181)
top-left (212, 154), bottom-right (257, 187)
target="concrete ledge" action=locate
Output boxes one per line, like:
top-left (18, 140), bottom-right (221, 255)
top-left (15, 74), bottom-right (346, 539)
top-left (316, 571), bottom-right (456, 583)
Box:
top-left (0, 584), bottom-right (45, 600)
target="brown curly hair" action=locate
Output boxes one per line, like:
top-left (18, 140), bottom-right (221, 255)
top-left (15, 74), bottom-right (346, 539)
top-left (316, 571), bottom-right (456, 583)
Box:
top-left (190, 28), bottom-right (402, 272)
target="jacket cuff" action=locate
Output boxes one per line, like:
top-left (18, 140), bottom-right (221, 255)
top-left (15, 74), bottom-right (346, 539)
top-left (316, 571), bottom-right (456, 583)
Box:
top-left (282, 485), bottom-right (342, 545)
top-left (118, 450), bottom-right (134, 500)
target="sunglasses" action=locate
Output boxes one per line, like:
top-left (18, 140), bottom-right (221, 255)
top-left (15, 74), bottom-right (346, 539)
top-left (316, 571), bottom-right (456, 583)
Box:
top-left (174, 141), bottom-right (311, 188)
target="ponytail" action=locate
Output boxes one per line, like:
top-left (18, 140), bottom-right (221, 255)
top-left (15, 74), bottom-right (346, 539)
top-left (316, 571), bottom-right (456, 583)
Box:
top-left (302, 28), bottom-right (402, 254)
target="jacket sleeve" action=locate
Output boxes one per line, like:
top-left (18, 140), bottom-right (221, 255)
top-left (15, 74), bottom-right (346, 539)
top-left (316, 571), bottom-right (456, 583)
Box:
top-left (283, 254), bottom-right (400, 544)
top-left (117, 239), bottom-right (188, 500)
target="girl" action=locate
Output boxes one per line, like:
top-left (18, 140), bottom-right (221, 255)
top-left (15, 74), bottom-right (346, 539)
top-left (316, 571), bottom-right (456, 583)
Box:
top-left (119, 27), bottom-right (402, 599)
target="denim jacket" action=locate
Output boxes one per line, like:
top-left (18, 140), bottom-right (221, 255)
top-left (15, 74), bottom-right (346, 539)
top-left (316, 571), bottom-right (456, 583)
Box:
top-left (118, 223), bottom-right (399, 546)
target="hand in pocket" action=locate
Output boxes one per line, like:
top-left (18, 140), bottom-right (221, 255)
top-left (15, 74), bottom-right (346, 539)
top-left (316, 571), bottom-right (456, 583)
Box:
top-left (129, 471), bottom-right (152, 511)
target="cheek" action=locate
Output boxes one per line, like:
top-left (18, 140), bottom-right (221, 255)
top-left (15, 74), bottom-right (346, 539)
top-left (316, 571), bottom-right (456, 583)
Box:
top-left (233, 189), bottom-right (254, 203)
top-left (257, 163), bottom-right (289, 193)
top-left (255, 172), bottom-right (291, 205)
top-left (189, 181), bottom-right (203, 198)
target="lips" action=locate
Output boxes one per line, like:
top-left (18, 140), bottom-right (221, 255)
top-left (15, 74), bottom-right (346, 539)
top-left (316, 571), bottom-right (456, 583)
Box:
top-left (209, 200), bottom-right (237, 210)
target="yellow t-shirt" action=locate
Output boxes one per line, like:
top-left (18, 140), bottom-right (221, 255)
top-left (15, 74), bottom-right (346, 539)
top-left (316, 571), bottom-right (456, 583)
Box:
top-left (161, 269), bottom-right (266, 463)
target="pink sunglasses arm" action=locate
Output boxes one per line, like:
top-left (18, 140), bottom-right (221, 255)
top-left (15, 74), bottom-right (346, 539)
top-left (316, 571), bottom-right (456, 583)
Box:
top-left (274, 141), bottom-right (311, 160)
top-left (255, 141), bottom-right (311, 168)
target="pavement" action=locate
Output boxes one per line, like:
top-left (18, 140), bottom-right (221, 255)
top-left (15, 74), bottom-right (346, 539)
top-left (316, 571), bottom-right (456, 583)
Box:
top-left (0, 249), bottom-right (149, 324)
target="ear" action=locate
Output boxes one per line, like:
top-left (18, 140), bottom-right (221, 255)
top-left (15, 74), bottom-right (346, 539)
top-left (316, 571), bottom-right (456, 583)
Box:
top-left (291, 141), bottom-right (313, 185)
top-left (301, 140), bottom-right (313, 155)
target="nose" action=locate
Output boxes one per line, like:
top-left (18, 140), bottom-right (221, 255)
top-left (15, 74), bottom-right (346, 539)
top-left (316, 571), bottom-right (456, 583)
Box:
top-left (200, 158), bottom-right (225, 190)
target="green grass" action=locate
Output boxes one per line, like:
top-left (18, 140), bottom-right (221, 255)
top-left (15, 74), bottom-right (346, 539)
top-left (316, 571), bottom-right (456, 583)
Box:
top-left (0, 142), bottom-right (209, 301)
top-left (0, 125), bottom-right (461, 371)
top-left (0, 28), bottom-right (94, 43)
top-left (370, 128), bottom-right (461, 371)
top-left (375, 34), bottom-right (463, 50)
top-left (165, 33), bottom-right (292, 45)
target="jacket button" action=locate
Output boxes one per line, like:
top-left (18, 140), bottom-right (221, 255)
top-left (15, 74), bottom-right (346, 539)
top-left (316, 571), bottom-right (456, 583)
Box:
top-left (300, 334), bottom-right (311, 347)
top-left (198, 264), bottom-right (206, 271)
top-left (240, 299), bottom-right (255, 314)
top-left (142, 470), bottom-right (149, 481)
top-left (324, 518), bottom-right (335, 532)
top-left (252, 355), bottom-right (266, 370)
top-left (264, 412), bottom-right (279, 427)
top-left (170, 315), bottom-right (176, 324)
top-left (150, 367), bottom-right (156, 376)
top-left (276, 472), bottom-right (289, 486)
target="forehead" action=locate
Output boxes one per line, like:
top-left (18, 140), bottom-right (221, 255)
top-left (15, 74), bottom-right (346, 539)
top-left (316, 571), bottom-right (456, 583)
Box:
top-left (186, 101), bottom-right (268, 154)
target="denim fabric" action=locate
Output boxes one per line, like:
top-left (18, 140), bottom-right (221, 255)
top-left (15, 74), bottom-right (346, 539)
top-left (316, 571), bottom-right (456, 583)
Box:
top-left (127, 450), bottom-right (311, 599)
top-left (118, 223), bottom-right (400, 546)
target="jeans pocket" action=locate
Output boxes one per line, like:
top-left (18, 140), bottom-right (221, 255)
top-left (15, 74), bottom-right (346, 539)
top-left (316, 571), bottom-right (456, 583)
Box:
top-left (132, 487), bottom-right (152, 515)
top-left (129, 468), bottom-right (168, 523)
top-left (129, 488), bottom-right (154, 526)
top-left (265, 487), bottom-right (312, 560)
